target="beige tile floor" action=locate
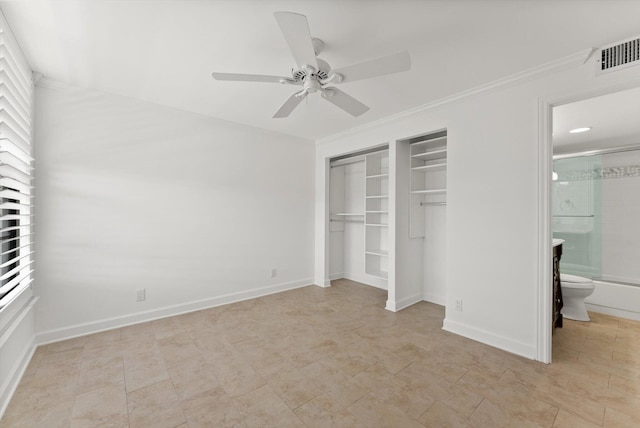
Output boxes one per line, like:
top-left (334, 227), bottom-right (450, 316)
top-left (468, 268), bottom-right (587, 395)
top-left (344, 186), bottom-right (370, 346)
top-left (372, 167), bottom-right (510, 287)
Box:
top-left (2, 279), bottom-right (640, 427)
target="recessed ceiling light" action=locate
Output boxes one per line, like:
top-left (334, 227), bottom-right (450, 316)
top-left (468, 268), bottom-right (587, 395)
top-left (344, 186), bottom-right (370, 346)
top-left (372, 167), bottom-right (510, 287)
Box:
top-left (569, 127), bottom-right (591, 134)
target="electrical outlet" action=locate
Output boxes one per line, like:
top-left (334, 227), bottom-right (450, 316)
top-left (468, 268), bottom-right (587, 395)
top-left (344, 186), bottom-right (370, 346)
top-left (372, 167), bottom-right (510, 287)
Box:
top-left (270, 268), bottom-right (277, 278)
top-left (136, 288), bottom-right (146, 302)
top-left (455, 299), bottom-right (463, 312)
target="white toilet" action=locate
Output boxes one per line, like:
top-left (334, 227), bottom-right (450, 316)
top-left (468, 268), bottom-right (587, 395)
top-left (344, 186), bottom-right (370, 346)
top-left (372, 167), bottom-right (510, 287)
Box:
top-left (560, 274), bottom-right (595, 321)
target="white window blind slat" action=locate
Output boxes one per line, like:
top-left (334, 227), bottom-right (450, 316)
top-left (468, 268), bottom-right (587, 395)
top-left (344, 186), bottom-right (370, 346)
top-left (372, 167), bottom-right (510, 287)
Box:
top-left (0, 214), bottom-right (31, 224)
top-left (0, 35), bottom-right (32, 92)
top-left (0, 251), bottom-right (32, 269)
top-left (0, 189), bottom-right (30, 204)
top-left (1, 151), bottom-right (32, 173)
top-left (0, 110), bottom-right (30, 144)
top-left (0, 260), bottom-right (33, 282)
top-left (0, 201), bottom-right (31, 212)
top-left (0, 270), bottom-right (33, 297)
top-left (0, 177), bottom-right (30, 196)
top-left (0, 54), bottom-right (31, 100)
top-left (0, 77), bottom-right (31, 120)
top-left (0, 242), bottom-right (29, 257)
top-left (1, 232), bottom-right (32, 248)
top-left (1, 100), bottom-right (31, 136)
top-left (0, 138), bottom-right (33, 163)
top-left (0, 164), bottom-right (30, 185)
top-left (0, 122), bottom-right (29, 153)
top-left (0, 10), bottom-right (34, 306)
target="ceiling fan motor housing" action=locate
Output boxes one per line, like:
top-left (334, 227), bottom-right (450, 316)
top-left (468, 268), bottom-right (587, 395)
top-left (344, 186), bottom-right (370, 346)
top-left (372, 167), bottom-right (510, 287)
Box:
top-left (292, 57), bottom-right (330, 82)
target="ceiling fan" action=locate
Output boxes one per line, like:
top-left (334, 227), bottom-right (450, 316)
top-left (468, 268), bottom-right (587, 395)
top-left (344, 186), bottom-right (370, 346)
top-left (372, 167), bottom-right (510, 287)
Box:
top-left (211, 11), bottom-right (411, 118)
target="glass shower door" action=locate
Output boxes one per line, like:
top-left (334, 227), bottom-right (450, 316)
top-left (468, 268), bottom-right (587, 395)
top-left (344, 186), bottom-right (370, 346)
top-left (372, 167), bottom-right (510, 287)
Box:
top-left (552, 155), bottom-right (602, 279)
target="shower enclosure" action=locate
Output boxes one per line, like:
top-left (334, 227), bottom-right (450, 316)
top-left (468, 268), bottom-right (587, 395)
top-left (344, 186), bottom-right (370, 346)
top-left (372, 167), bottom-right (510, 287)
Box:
top-left (553, 148), bottom-right (640, 286)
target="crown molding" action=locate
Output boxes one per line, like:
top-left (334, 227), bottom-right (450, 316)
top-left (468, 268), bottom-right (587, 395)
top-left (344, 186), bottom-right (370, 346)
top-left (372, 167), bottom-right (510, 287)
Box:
top-left (317, 49), bottom-right (592, 146)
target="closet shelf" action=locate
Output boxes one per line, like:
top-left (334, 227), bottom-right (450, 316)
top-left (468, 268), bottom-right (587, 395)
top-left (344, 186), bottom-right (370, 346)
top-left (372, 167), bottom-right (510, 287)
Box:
top-left (366, 173), bottom-right (389, 179)
top-left (366, 195), bottom-right (388, 199)
top-left (410, 136), bottom-right (447, 146)
top-left (365, 223), bottom-right (388, 227)
top-left (411, 162), bottom-right (446, 172)
top-left (365, 210), bottom-right (388, 214)
top-left (411, 148), bottom-right (447, 160)
top-left (333, 213), bottom-right (364, 216)
top-left (365, 249), bottom-right (388, 257)
top-left (411, 189), bottom-right (447, 195)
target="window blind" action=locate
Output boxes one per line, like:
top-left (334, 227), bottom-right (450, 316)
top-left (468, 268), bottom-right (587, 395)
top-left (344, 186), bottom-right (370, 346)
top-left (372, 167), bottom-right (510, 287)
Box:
top-left (0, 13), bottom-right (33, 308)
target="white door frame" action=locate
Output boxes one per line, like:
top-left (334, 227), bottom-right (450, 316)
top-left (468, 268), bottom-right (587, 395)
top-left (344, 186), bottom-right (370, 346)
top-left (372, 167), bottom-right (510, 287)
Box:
top-left (537, 80), bottom-right (640, 363)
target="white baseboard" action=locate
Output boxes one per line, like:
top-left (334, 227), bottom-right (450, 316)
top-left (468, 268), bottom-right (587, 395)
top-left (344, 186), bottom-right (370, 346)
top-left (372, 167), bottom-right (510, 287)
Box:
top-left (442, 318), bottom-right (536, 360)
top-left (340, 273), bottom-right (388, 290)
top-left (385, 293), bottom-right (423, 312)
top-left (36, 278), bottom-right (312, 345)
top-left (422, 292), bottom-right (445, 306)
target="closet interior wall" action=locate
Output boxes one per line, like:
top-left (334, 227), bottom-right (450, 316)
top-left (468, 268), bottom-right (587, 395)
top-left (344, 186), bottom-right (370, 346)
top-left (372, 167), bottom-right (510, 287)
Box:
top-left (407, 131), bottom-right (448, 305)
top-left (329, 149), bottom-right (389, 290)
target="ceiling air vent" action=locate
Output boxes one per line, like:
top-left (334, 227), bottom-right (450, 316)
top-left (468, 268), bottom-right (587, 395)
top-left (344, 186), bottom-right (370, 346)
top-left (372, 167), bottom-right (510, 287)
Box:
top-left (596, 35), bottom-right (640, 75)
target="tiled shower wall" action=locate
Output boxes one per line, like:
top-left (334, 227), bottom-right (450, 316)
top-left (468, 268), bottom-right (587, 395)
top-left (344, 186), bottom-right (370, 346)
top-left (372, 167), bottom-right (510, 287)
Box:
top-left (600, 150), bottom-right (640, 284)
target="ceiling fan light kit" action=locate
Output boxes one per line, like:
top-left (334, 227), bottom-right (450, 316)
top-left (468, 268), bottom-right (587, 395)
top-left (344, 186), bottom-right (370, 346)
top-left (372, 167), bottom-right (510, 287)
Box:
top-left (211, 11), bottom-right (411, 118)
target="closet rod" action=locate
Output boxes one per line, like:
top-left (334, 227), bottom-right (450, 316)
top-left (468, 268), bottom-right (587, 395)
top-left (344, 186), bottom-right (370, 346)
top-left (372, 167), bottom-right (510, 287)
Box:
top-left (420, 202), bottom-right (447, 206)
top-left (330, 157), bottom-right (366, 168)
top-left (330, 218), bottom-right (365, 222)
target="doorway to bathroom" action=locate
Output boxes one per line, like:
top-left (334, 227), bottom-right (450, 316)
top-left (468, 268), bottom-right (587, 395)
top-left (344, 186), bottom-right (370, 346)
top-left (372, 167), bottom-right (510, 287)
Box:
top-left (552, 86), bottom-right (640, 322)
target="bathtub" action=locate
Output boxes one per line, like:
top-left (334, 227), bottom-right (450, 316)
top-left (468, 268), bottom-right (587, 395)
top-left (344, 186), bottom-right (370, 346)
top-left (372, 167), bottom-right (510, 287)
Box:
top-left (585, 280), bottom-right (640, 321)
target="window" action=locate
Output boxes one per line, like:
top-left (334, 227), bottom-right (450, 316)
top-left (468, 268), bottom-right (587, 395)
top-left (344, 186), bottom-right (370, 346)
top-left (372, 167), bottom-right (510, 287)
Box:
top-left (0, 13), bottom-right (33, 308)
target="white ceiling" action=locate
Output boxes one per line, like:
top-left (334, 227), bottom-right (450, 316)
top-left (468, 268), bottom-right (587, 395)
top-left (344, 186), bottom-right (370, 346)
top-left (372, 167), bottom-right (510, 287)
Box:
top-left (3, 0), bottom-right (640, 141)
top-left (553, 86), bottom-right (640, 154)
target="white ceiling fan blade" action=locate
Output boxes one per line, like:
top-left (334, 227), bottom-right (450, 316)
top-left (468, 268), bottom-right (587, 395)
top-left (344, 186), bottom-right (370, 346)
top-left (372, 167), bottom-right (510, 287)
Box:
top-left (321, 87), bottom-right (369, 117)
top-left (211, 72), bottom-right (296, 84)
top-left (273, 92), bottom-right (305, 118)
top-left (274, 12), bottom-right (318, 70)
top-left (331, 51), bottom-right (411, 83)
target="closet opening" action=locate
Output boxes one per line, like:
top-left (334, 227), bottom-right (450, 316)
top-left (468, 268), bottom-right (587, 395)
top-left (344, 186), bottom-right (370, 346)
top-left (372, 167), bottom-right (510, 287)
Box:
top-left (329, 146), bottom-right (390, 292)
top-left (402, 129), bottom-right (448, 307)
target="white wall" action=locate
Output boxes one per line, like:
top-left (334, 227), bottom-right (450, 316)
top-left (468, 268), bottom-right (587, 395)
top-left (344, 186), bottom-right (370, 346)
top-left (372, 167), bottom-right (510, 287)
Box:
top-left (34, 81), bottom-right (315, 342)
top-left (315, 52), bottom-right (640, 360)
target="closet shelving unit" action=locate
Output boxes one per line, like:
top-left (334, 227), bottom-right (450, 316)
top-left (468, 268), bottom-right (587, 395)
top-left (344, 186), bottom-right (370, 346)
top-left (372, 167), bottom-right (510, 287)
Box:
top-left (410, 134), bottom-right (447, 237)
top-left (364, 150), bottom-right (389, 279)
